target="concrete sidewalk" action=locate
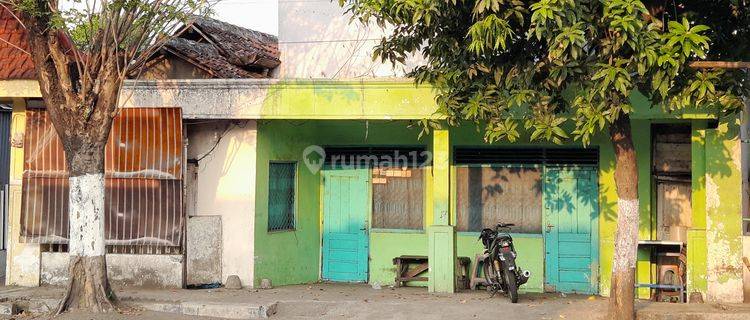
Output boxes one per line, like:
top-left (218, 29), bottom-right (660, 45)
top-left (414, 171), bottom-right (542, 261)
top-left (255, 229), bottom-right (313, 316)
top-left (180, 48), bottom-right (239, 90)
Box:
top-left (0, 283), bottom-right (748, 319)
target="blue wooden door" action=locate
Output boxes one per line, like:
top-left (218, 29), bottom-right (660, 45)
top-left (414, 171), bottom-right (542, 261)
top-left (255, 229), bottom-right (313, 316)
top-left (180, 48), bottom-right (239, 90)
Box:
top-left (544, 167), bottom-right (599, 294)
top-left (322, 167), bottom-right (369, 282)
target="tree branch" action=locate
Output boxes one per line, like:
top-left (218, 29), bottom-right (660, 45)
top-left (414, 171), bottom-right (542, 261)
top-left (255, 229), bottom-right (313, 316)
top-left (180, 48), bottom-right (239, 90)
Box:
top-left (689, 61), bottom-right (750, 69)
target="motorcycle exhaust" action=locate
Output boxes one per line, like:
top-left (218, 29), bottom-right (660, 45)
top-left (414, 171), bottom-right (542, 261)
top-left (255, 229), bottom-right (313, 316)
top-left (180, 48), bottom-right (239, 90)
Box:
top-left (518, 270), bottom-right (531, 285)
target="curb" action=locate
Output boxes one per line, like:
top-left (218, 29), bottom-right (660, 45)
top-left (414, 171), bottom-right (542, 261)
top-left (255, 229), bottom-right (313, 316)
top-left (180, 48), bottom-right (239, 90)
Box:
top-left (0, 298), bottom-right (278, 319)
top-left (637, 312), bottom-right (750, 320)
top-left (136, 300), bottom-right (278, 319)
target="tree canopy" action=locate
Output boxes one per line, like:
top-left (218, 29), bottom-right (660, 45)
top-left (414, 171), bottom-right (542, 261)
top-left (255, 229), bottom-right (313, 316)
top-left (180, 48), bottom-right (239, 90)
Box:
top-left (341, 0), bottom-right (749, 143)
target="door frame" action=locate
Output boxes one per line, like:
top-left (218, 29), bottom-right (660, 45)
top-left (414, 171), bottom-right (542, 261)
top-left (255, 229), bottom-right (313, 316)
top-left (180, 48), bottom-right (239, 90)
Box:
top-left (319, 165), bottom-right (372, 282)
top-left (542, 165), bottom-right (600, 294)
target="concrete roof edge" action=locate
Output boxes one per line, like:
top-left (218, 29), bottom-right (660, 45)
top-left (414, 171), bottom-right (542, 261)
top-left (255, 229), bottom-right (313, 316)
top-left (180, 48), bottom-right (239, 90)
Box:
top-left (0, 80), bottom-right (42, 98)
top-left (123, 78), bottom-right (424, 90)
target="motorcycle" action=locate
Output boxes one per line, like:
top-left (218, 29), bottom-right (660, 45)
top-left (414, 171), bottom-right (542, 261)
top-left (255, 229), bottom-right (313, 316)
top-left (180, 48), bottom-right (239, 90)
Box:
top-left (478, 223), bottom-right (531, 303)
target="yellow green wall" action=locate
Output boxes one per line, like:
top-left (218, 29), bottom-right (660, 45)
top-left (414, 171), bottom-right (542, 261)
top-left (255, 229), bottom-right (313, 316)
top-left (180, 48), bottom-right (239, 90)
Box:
top-left (704, 117), bottom-right (744, 302)
top-left (254, 110), bottom-right (742, 300)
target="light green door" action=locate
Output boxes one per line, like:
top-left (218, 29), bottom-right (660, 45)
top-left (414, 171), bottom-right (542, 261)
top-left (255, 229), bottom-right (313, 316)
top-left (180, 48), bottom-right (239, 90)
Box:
top-left (544, 167), bottom-right (599, 294)
top-left (322, 167), bottom-right (370, 282)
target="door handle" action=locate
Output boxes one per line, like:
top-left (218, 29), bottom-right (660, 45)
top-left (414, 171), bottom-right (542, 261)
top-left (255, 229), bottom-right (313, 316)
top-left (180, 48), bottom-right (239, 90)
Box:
top-left (546, 224), bottom-right (554, 233)
top-left (360, 227), bottom-right (367, 231)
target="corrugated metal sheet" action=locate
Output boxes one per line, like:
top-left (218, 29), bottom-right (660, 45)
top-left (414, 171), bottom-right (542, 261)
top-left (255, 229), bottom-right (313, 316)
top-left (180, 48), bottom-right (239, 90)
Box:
top-left (454, 147), bottom-right (599, 165)
top-left (20, 108), bottom-right (184, 247)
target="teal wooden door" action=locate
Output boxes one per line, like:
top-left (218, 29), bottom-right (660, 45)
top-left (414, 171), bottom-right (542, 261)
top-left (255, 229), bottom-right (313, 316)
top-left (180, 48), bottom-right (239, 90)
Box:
top-left (322, 167), bottom-right (369, 282)
top-left (544, 167), bottom-right (599, 294)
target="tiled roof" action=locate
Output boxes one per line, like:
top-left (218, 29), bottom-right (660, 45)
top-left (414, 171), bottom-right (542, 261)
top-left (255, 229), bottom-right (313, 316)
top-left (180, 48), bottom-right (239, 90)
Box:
top-left (164, 38), bottom-right (264, 79)
top-left (0, 7), bottom-right (35, 80)
top-left (191, 16), bottom-right (280, 70)
top-left (154, 16), bottom-right (280, 79)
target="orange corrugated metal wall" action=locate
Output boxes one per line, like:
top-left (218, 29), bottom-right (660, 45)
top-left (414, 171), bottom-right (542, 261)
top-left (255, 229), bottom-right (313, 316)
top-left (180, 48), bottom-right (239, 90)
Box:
top-left (20, 108), bottom-right (184, 249)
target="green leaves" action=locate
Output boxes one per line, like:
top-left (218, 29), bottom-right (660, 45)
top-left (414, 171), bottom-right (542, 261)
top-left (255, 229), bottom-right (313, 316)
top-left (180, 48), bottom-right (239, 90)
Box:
top-left (591, 60), bottom-right (632, 96)
top-left (486, 118), bottom-right (520, 142)
top-left (342, 0), bottom-right (744, 145)
top-left (467, 14), bottom-right (514, 54)
top-left (548, 23), bottom-right (585, 60)
top-left (411, 118), bottom-right (443, 140)
top-left (526, 113), bottom-right (569, 144)
top-left (664, 18), bottom-right (710, 59)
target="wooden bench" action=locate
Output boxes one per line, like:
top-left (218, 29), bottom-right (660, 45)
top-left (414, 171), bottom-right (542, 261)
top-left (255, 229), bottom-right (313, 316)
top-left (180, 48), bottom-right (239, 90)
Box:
top-left (393, 255), bottom-right (471, 288)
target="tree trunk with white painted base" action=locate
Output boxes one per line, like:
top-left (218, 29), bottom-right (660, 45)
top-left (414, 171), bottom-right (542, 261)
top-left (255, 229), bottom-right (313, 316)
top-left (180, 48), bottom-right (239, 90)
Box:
top-left (606, 114), bottom-right (640, 320)
top-left (14, 0), bottom-right (208, 314)
top-left (57, 145), bottom-right (117, 313)
top-left (16, 6), bottom-right (122, 312)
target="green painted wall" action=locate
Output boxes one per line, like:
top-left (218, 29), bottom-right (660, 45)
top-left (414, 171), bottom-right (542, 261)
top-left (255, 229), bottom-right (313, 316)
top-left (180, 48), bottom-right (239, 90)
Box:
top-left (456, 234), bottom-right (545, 293)
top-left (253, 79), bottom-right (719, 121)
top-left (254, 121), bottom-right (322, 287)
top-left (688, 121), bottom-right (708, 296)
top-left (369, 231), bottom-right (429, 286)
top-left (254, 100), bottom-right (743, 299)
top-left (259, 80), bottom-right (439, 120)
top-left (446, 120), bottom-right (654, 297)
top-left (255, 120), bottom-right (433, 287)
top-left (704, 117), bottom-right (744, 302)
top-left (368, 231), bottom-right (545, 293)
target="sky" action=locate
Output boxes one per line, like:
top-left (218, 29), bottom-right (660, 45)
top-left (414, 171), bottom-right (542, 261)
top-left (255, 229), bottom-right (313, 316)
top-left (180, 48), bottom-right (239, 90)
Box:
top-left (59, 0), bottom-right (280, 36)
top-left (212, 0), bottom-right (278, 35)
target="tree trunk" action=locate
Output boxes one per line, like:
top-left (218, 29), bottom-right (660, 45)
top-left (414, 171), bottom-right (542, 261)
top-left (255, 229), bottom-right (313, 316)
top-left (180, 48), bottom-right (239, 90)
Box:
top-left (57, 143), bottom-right (117, 314)
top-left (15, 1), bottom-right (128, 314)
top-left (606, 113), bottom-right (640, 320)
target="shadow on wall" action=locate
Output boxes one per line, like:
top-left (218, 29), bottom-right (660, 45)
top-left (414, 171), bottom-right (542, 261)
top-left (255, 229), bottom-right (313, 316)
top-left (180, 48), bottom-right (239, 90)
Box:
top-left (596, 119), bottom-right (738, 224)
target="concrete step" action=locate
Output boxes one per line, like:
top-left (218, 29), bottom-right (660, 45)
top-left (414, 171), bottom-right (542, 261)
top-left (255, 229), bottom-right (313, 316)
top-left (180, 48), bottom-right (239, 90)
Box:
top-left (638, 311), bottom-right (750, 320)
top-left (636, 303), bottom-right (750, 320)
top-left (134, 299), bottom-right (278, 319)
top-left (0, 297), bottom-right (277, 319)
top-left (3, 298), bottom-right (59, 314)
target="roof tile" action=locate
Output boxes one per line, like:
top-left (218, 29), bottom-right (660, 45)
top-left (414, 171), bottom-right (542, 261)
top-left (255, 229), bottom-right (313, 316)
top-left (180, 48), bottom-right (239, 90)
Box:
top-left (0, 7), bottom-right (35, 80)
top-left (191, 16), bottom-right (280, 70)
top-left (146, 16), bottom-right (279, 79)
top-left (164, 38), bottom-right (264, 79)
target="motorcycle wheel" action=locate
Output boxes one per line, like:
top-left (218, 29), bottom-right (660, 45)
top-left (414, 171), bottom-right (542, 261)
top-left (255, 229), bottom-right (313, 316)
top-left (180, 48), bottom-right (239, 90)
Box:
top-left (502, 266), bottom-right (519, 303)
top-left (482, 259), bottom-right (495, 290)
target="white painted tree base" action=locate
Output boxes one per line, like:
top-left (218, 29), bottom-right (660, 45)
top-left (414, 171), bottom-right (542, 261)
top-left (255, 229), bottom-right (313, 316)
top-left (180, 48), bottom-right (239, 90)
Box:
top-left (612, 199), bottom-right (639, 272)
top-left (68, 173), bottom-right (106, 257)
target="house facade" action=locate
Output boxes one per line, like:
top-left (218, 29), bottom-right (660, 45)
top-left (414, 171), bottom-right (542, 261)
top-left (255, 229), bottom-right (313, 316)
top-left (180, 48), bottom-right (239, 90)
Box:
top-left (2, 12), bottom-right (274, 289)
top-left (2, 1), bottom-right (749, 305)
top-left (1, 7), bottom-right (41, 283)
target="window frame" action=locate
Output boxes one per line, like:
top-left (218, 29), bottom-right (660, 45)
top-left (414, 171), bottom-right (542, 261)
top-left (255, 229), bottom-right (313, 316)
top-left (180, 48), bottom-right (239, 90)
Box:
top-left (267, 161), bottom-right (298, 232)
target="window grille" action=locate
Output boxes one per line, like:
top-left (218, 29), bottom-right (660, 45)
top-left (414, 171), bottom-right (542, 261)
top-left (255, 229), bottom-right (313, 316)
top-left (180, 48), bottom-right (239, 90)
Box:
top-left (268, 162), bottom-right (296, 231)
top-left (456, 166), bottom-right (542, 233)
top-left (371, 166), bottom-right (424, 230)
top-left (20, 108), bottom-right (184, 252)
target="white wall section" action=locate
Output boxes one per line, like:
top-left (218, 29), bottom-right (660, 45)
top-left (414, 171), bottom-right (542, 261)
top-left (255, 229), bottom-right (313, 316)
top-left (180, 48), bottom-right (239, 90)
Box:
top-left (187, 120), bottom-right (257, 287)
